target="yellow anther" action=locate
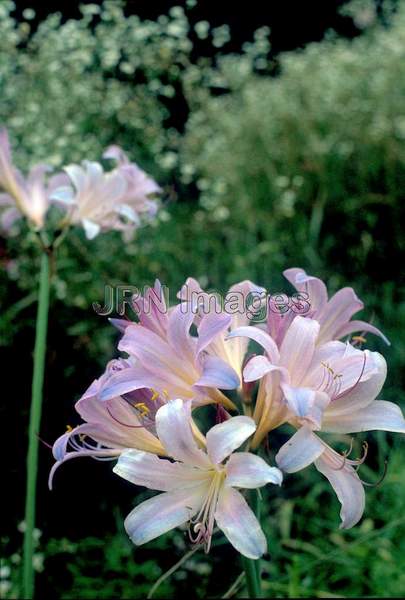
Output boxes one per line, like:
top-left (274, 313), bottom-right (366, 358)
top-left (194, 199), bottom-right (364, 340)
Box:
top-left (150, 390), bottom-right (160, 403)
top-left (134, 402), bottom-right (150, 418)
top-left (352, 335), bottom-right (367, 344)
top-left (66, 425), bottom-right (73, 433)
top-left (163, 389), bottom-right (169, 398)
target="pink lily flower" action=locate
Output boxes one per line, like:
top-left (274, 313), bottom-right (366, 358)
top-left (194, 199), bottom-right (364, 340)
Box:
top-left (113, 398), bottom-right (282, 558)
top-left (178, 278), bottom-right (266, 386)
top-left (231, 316), bottom-right (405, 527)
top-left (103, 145), bottom-right (161, 218)
top-left (0, 128), bottom-right (68, 230)
top-left (100, 299), bottom-right (240, 410)
top-left (282, 268), bottom-right (389, 346)
top-left (49, 358), bottom-right (166, 489)
top-left (51, 147), bottom-right (161, 239)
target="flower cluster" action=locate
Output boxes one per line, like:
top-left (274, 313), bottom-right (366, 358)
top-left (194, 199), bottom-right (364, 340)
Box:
top-left (0, 128), bottom-right (161, 239)
top-left (51, 270), bottom-right (405, 558)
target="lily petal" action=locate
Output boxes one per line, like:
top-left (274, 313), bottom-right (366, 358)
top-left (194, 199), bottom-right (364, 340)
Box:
top-left (228, 326), bottom-right (279, 363)
top-left (215, 486), bottom-right (267, 559)
top-left (322, 400), bottom-right (405, 434)
top-left (195, 355), bottom-right (240, 390)
top-left (325, 351), bottom-right (387, 416)
top-left (279, 316), bottom-right (320, 386)
top-left (124, 485), bottom-right (207, 546)
top-left (226, 452), bottom-right (283, 488)
top-left (155, 399), bottom-right (211, 469)
top-left (114, 450), bottom-right (210, 491)
top-left (275, 427), bottom-right (325, 473)
top-left (315, 447), bottom-right (365, 529)
top-left (206, 416), bottom-right (256, 464)
top-left (335, 319), bottom-right (390, 345)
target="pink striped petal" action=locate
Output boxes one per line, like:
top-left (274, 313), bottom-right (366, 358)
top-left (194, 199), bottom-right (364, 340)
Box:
top-left (279, 316), bottom-right (319, 386)
top-left (335, 319), bottom-right (390, 345)
top-left (317, 287), bottom-right (363, 345)
top-left (206, 416), bottom-right (256, 464)
top-left (228, 326), bottom-right (279, 363)
top-left (275, 427), bottom-right (325, 473)
top-left (215, 486), bottom-right (267, 559)
top-left (322, 400), bottom-right (405, 434)
top-left (325, 351), bottom-right (387, 416)
top-left (124, 485), bottom-right (207, 546)
top-left (225, 452), bottom-right (283, 488)
top-left (194, 355), bottom-right (240, 390)
top-left (315, 446), bottom-right (365, 529)
top-left (281, 384), bottom-right (330, 429)
top-left (283, 268), bottom-right (328, 312)
top-left (114, 450), bottom-right (210, 491)
top-left (197, 312), bottom-right (232, 356)
top-left (155, 399), bottom-right (211, 468)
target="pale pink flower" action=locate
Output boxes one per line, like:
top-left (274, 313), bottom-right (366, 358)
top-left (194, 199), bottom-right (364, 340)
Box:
top-left (0, 128), bottom-right (67, 230)
top-left (231, 316), bottom-right (405, 527)
top-left (52, 148), bottom-right (161, 239)
top-left (103, 145), bottom-right (161, 218)
top-left (282, 268), bottom-right (389, 346)
top-left (100, 288), bottom-right (240, 411)
top-left (49, 358), bottom-right (165, 488)
top-left (114, 398), bottom-right (282, 558)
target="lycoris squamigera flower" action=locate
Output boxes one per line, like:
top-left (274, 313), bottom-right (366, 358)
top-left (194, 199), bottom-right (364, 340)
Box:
top-left (52, 146), bottom-right (161, 239)
top-left (114, 398), bottom-right (282, 558)
top-left (0, 128), bottom-right (68, 230)
top-left (232, 315), bottom-right (405, 527)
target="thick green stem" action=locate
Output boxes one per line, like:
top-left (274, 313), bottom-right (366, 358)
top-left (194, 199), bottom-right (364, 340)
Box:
top-left (22, 252), bottom-right (50, 599)
top-left (241, 490), bottom-right (262, 598)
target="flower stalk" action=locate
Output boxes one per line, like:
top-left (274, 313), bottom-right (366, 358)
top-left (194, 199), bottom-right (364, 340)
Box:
top-left (22, 250), bottom-right (51, 599)
top-left (241, 489), bottom-right (262, 598)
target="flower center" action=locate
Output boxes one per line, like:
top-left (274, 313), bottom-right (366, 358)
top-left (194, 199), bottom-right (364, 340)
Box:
top-left (189, 469), bottom-right (226, 552)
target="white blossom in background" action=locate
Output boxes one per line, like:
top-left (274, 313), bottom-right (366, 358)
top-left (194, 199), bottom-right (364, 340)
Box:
top-left (52, 146), bottom-right (161, 239)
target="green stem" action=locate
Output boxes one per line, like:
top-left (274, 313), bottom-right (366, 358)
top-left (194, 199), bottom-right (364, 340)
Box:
top-left (241, 490), bottom-right (262, 598)
top-left (22, 251), bottom-right (51, 599)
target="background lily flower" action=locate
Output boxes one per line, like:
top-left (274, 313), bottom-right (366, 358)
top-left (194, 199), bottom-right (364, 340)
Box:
top-left (100, 301), bottom-right (240, 410)
top-left (0, 128), bottom-right (68, 230)
top-left (52, 148), bottom-right (161, 239)
top-left (114, 398), bottom-right (282, 558)
top-left (283, 268), bottom-right (389, 345)
top-left (103, 145), bottom-right (161, 218)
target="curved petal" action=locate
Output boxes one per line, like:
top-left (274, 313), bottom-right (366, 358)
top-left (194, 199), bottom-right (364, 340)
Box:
top-left (279, 316), bottom-right (320, 386)
top-left (215, 486), bottom-right (267, 559)
top-left (317, 287), bottom-right (364, 345)
top-left (113, 450), bottom-right (210, 491)
top-left (167, 303), bottom-right (197, 362)
top-left (197, 312), bottom-right (232, 356)
top-left (195, 355), bottom-right (240, 390)
top-left (315, 447), bottom-right (365, 529)
top-left (283, 268), bottom-right (328, 312)
top-left (335, 319), bottom-right (390, 345)
top-left (275, 427), bottom-right (325, 473)
top-left (325, 351), bottom-right (387, 416)
top-left (206, 416), bottom-right (256, 464)
top-left (82, 218), bottom-right (100, 240)
top-left (322, 400), bottom-right (405, 434)
top-left (124, 485), bottom-right (207, 546)
top-left (228, 326), bottom-right (279, 363)
top-left (281, 384), bottom-right (330, 429)
top-left (225, 452), bottom-right (283, 488)
top-left (155, 399), bottom-right (211, 468)
top-left (243, 355), bottom-right (282, 383)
